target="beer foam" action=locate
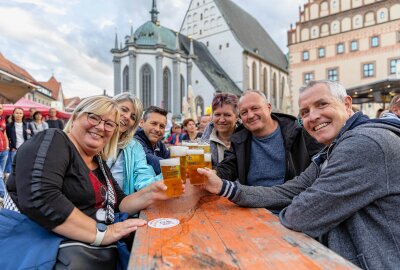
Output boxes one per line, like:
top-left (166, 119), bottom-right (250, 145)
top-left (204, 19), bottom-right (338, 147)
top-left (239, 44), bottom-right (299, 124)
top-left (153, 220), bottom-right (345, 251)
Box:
top-left (159, 158), bottom-right (180, 166)
top-left (182, 141), bottom-right (198, 147)
top-left (169, 146), bottom-right (188, 156)
top-left (204, 153), bottom-right (212, 162)
top-left (187, 149), bottom-right (204, 155)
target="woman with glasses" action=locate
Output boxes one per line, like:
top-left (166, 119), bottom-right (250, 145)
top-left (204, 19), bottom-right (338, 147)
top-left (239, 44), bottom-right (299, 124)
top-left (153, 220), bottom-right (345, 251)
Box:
top-left (1, 96), bottom-right (176, 269)
top-left (108, 93), bottom-right (162, 195)
top-left (201, 93), bottom-right (240, 167)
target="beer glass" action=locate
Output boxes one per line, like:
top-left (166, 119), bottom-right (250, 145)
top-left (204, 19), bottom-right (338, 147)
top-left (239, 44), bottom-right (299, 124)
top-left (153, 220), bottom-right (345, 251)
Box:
top-left (204, 153), bottom-right (212, 169)
top-left (169, 146), bottom-right (188, 183)
top-left (159, 158), bottom-right (183, 197)
top-left (182, 141), bottom-right (199, 149)
top-left (186, 149), bottom-right (205, 185)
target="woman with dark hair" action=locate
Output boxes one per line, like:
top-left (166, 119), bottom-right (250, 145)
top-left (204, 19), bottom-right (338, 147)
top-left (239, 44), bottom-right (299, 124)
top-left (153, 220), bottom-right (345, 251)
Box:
top-left (182, 118), bottom-right (202, 141)
top-left (6, 107), bottom-right (30, 166)
top-left (201, 93), bottom-right (239, 167)
top-left (30, 111), bottom-right (49, 135)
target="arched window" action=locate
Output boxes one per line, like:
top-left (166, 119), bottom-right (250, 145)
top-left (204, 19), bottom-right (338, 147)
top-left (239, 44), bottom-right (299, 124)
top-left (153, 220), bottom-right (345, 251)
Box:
top-left (195, 96), bottom-right (204, 119)
top-left (263, 67), bottom-right (268, 96)
top-left (252, 62), bottom-right (257, 89)
top-left (180, 75), bottom-right (185, 113)
top-left (140, 64), bottom-right (153, 109)
top-left (163, 68), bottom-right (171, 111)
top-left (123, 66), bottom-right (129, 91)
top-left (280, 78), bottom-right (285, 109)
top-left (272, 73), bottom-right (277, 107)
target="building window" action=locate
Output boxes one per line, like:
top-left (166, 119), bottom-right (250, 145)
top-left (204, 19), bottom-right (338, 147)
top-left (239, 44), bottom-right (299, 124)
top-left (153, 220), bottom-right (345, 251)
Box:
top-left (363, 63), bottom-right (374, 77)
top-left (318, 47), bottom-right (325, 58)
top-left (327, 68), bottom-right (338, 81)
top-left (123, 66), bottom-right (129, 91)
top-left (337, 43), bottom-right (344, 54)
top-left (141, 64), bottom-right (152, 109)
top-left (163, 68), bottom-right (171, 111)
top-left (252, 62), bottom-right (257, 89)
top-left (379, 11), bottom-right (385, 19)
top-left (226, 43), bottom-right (229, 48)
top-left (219, 44), bottom-right (222, 50)
top-left (389, 59), bottom-right (399, 74)
top-left (200, 29), bottom-right (202, 35)
top-left (303, 51), bottom-right (309, 61)
top-left (304, 72), bottom-right (313, 84)
top-left (350, 40), bottom-right (358, 51)
top-left (371, 36), bottom-right (379, 47)
top-left (200, 13), bottom-right (203, 20)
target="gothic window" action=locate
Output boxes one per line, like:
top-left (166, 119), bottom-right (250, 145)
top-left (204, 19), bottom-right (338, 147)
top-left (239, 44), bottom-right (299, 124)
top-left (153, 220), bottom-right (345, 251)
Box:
top-left (252, 62), bottom-right (257, 89)
top-left (180, 75), bottom-right (185, 112)
top-left (163, 68), bottom-right (171, 111)
top-left (141, 64), bottom-right (153, 109)
top-left (272, 73), bottom-right (277, 106)
top-left (279, 78), bottom-right (285, 109)
top-left (263, 67), bottom-right (268, 96)
top-left (123, 66), bottom-right (129, 91)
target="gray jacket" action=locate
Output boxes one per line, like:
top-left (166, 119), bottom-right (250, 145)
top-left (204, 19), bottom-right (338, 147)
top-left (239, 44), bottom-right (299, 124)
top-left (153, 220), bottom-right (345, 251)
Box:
top-left (218, 119), bottom-right (400, 269)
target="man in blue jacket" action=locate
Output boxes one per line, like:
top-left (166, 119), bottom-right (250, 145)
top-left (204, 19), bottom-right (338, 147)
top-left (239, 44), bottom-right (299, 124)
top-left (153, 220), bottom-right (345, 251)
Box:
top-left (199, 80), bottom-right (400, 270)
top-left (135, 106), bottom-right (170, 175)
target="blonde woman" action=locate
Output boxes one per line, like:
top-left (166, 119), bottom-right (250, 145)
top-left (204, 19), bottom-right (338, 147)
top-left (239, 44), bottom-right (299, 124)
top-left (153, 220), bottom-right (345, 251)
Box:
top-left (108, 93), bottom-right (162, 194)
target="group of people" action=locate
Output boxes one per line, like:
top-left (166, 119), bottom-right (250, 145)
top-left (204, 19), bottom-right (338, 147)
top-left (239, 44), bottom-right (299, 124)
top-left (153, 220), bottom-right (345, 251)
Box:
top-left (0, 106), bottom-right (64, 204)
top-left (0, 80), bottom-right (399, 270)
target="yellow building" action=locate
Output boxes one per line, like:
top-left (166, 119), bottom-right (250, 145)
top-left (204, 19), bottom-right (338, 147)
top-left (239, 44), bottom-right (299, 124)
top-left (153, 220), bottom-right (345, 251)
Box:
top-left (288, 0), bottom-right (400, 116)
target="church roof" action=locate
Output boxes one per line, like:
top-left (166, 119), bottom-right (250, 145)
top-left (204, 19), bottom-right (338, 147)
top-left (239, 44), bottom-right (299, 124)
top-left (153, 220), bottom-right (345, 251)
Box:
top-left (179, 35), bottom-right (242, 96)
top-left (133, 21), bottom-right (176, 51)
top-left (215, 0), bottom-right (288, 71)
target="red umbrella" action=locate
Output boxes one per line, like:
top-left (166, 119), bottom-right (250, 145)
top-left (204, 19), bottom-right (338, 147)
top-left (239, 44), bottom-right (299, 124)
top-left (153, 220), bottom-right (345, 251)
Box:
top-left (2, 97), bottom-right (71, 119)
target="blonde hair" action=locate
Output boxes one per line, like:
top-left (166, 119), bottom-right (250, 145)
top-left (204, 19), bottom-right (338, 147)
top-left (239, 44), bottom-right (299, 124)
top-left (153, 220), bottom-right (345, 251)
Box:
top-left (64, 96), bottom-right (120, 160)
top-left (112, 92), bottom-right (143, 149)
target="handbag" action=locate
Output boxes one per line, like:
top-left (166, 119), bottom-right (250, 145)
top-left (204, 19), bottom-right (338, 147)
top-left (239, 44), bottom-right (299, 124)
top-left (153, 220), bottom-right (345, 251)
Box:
top-left (54, 240), bottom-right (118, 270)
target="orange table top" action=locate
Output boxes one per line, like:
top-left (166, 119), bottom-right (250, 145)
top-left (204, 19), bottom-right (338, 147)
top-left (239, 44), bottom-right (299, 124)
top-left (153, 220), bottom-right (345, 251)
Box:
top-left (129, 183), bottom-right (358, 269)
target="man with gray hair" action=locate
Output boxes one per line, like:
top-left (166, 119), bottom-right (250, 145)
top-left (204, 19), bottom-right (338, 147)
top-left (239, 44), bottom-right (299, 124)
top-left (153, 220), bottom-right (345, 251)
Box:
top-left (216, 89), bottom-right (322, 191)
top-left (199, 80), bottom-right (400, 269)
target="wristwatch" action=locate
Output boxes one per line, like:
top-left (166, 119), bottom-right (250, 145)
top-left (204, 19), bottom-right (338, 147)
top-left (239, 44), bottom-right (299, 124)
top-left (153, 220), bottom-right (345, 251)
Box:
top-left (91, 223), bottom-right (107, 246)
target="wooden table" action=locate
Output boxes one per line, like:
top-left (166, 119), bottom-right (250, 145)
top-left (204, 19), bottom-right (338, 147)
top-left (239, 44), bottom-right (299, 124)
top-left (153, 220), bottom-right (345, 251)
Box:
top-left (129, 183), bottom-right (359, 269)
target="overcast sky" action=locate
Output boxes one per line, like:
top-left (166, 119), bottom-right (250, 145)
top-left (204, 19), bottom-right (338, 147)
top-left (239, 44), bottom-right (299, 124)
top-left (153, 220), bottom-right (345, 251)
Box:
top-left (0, 0), bottom-right (307, 98)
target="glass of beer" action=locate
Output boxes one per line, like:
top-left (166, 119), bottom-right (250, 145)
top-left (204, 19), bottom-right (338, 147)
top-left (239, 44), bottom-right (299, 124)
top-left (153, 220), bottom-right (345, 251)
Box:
top-left (169, 146), bottom-right (188, 183)
top-left (204, 153), bottom-right (212, 169)
top-left (159, 158), bottom-right (183, 197)
top-left (186, 149), bottom-right (205, 185)
top-left (182, 141), bottom-right (199, 149)
top-left (199, 143), bottom-right (211, 153)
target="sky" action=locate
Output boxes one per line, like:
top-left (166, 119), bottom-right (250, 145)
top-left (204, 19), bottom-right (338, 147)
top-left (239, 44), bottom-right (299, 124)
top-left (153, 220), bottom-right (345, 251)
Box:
top-left (0, 0), bottom-right (307, 99)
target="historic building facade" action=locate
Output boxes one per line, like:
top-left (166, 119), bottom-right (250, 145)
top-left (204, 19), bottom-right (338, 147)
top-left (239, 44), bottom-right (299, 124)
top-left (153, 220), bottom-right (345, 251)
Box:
top-left (288, 0), bottom-right (400, 115)
top-left (180, 0), bottom-right (290, 113)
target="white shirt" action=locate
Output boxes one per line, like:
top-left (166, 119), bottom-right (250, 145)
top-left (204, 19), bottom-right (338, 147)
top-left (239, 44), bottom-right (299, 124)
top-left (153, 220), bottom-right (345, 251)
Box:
top-left (15, 122), bottom-right (25, 149)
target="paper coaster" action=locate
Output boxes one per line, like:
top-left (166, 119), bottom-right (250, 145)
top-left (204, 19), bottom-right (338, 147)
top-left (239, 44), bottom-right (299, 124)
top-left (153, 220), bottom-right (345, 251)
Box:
top-left (148, 218), bottom-right (180, 229)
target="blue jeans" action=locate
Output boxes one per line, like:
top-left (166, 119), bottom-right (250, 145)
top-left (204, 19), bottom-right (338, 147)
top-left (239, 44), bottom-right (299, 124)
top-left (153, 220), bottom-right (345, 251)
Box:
top-left (0, 150), bottom-right (8, 198)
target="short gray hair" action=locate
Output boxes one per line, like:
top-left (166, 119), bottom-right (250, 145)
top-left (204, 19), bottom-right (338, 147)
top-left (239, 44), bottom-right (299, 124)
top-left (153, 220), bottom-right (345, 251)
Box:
top-left (299, 80), bottom-right (348, 101)
top-left (240, 89), bottom-right (270, 104)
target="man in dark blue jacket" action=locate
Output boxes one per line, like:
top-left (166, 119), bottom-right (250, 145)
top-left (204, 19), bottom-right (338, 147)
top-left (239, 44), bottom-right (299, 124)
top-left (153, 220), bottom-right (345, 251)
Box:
top-left (135, 106), bottom-right (170, 175)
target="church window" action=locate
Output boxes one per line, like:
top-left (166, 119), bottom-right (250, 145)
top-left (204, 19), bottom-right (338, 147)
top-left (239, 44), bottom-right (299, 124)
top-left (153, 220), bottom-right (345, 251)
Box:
top-left (272, 73), bottom-right (277, 106)
top-left (252, 62), bottom-right (257, 89)
top-left (180, 75), bottom-right (185, 112)
top-left (123, 66), bottom-right (129, 91)
top-left (141, 64), bottom-right (152, 109)
top-left (263, 67), bottom-right (268, 96)
top-left (279, 78), bottom-right (285, 109)
top-left (195, 96), bottom-right (204, 118)
top-left (163, 68), bottom-right (171, 111)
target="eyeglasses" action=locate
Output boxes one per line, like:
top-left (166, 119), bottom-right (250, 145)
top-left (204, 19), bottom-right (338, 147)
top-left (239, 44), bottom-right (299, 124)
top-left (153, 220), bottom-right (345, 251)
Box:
top-left (87, 113), bottom-right (118, 132)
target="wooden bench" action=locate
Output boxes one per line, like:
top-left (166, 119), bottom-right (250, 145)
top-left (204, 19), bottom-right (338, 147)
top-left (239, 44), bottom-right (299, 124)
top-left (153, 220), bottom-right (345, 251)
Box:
top-left (129, 183), bottom-right (358, 269)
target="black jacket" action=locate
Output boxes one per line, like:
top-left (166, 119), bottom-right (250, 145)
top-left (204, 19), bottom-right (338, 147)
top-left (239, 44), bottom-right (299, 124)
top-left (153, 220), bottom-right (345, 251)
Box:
top-left (216, 113), bottom-right (323, 184)
top-left (6, 122), bottom-right (29, 150)
top-left (134, 128), bottom-right (170, 175)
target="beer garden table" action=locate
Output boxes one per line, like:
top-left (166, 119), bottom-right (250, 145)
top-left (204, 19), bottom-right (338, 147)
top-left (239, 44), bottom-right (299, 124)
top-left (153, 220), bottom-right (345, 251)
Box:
top-left (129, 183), bottom-right (359, 269)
